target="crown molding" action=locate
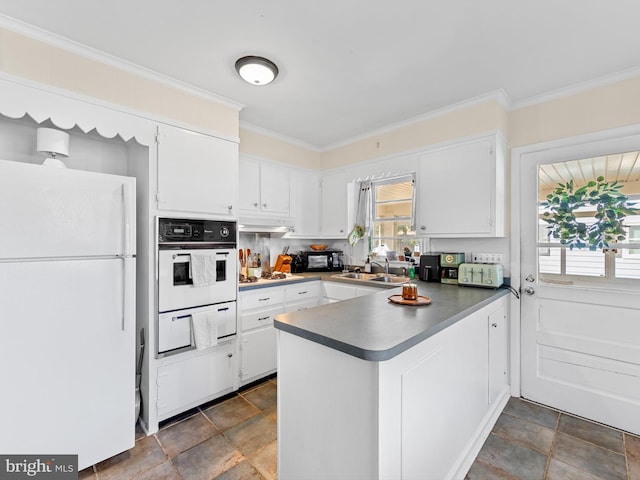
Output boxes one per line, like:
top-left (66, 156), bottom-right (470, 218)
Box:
top-left (512, 66), bottom-right (640, 110)
top-left (322, 89), bottom-right (512, 151)
top-left (239, 121), bottom-right (322, 152)
top-left (0, 14), bottom-right (245, 111)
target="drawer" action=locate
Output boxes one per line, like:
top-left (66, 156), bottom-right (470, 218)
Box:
top-left (241, 306), bottom-right (285, 331)
top-left (240, 287), bottom-right (285, 311)
top-left (284, 298), bottom-right (319, 313)
top-left (285, 282), bottom-right (321, 303)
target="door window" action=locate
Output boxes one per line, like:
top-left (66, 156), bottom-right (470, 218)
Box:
top-left (537, 151), bottom-right (640, 284)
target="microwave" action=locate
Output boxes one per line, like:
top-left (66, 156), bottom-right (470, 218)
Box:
top-left (301, 250), bottom-right (343, 271)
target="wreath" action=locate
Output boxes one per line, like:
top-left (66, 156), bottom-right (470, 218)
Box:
top-left (541, 177), bottom-right (637, 250)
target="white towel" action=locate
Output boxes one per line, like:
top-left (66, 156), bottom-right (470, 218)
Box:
top-left (190, 253), bottom-right (217, 287)
top-left (192, 312), bottom-right (219, 350)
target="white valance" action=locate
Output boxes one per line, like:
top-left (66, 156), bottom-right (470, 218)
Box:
top-left (0, 74), bottom-right (154, 146)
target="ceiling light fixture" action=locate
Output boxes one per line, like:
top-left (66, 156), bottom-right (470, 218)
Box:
top-left (235, 56), bottom-right (279, 86)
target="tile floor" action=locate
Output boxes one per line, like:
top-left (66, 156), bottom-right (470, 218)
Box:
top-left (80, 376), bottom-right (277, 480)
top-left (466, 397), bottom-right (640, 480)
top-left (80, 376), bottom-right (640, 480)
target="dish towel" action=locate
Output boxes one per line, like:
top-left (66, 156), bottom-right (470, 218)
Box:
top-left (192, 311), bottom-right (219, 350)
top-left (190, 253), bottom-right (217, 287)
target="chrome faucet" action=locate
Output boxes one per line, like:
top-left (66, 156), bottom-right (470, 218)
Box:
top-left (371, 258), bottom-right (390, 274)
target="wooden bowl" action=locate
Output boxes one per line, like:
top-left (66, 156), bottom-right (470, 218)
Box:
top-left (309, 244), bottom-right (329, 251)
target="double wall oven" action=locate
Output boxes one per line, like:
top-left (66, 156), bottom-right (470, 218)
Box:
top-left (157, 217), bottom-right (237, 356)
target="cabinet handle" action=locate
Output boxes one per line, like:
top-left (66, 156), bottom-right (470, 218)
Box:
top-left (227, 205), bottom-right (233, 211)
top-left (263, 203), bottom-right (268, 208)
top-left (491, 323), bottom-right (498, 328)
top-left (253, 202), bottom-right (258, 207)
top-left (258, 316), bottom-right (271, 321)
top-left (227, 353), bottom-right (233, 358)
top-left (298, 291), bottom-right (308, 295)
top-left (420, 225), bottom-right (426, 231)
top-left (258, 297), bottom-right (270, 302)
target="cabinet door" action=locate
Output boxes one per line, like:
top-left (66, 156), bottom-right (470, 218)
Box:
top-left (321, 170), bottom-right (348, 236)
top-left (157, 343), bottom-right (235, 418)
top-left (488, 305), bottom-right (509, 404)
top-left (157, 124), bottom-right (238, 215)
top-left (260, 162), bottom-right (290, 214)
top-left (417, 136), bottom-right (501, 236)
top-left (241, 327), bottom-right (277, 383)
top-left (288, 170), bottom-right (320, 236)
top-left (238, 157), bottom-right (261, 212)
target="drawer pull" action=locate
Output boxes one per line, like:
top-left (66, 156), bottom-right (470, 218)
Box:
top-left (258, 297), bottom-right (270, 302)
top-left (258, 316), bottom-right (271, 321)
top-left (298, 291), bottom-right (308, 295)
top-left (218, 307), bottom-right (230, 312)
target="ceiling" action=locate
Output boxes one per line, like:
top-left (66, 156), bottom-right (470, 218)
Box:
top-left (539, 151), bottom-right (640, 195)
top-left (0, 1), bottom-right (639, 149)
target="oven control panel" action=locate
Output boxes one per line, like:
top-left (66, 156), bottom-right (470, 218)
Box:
top-left (158, 218), bottom-right (236, 245)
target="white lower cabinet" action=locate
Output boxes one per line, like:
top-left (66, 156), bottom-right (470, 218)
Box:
top-left (156, 340), bottom-right (236, 420)
top-left (241, 327), bottom-right (278, 384)
top-left (278, 295), bottom-right (510, 480)
top-left (239, 281), bottom-right (321, 385)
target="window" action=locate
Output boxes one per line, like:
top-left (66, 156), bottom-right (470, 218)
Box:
top-left (370, 173), bottom-right (416, 259)
top-left (537, 151), bottom-right (640, 284)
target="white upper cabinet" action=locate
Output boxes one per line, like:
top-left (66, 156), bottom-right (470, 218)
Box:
top-left (156, 124), bottom-right (238, 216)
top-left (416, 134), bottom-right (506, 237)
top-left (320, 170), bottom-right (348, 237)
top-left (239, 156), bottom-right (290, 216)
top-left (287, 169), bottom-right (321, 236)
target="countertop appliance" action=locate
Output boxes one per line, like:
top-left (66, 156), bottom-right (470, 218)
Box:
top-left (157, 217), bottom-right (237, 356)
top-left (301, 249), bottom-right (343, 271)
top-left (419, 253), bottom-right (442, 282)
top-left (289, 254), bottom-right (305, 273)
top-left (458, 263), bottom-right (504, 288)
top-left (0, 159), bottom-right (136, 469)
top-left (440, 252), bottom-right (466, 285)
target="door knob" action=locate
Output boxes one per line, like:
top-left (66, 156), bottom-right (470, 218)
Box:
top-left (525, 274), bottom-right (535, 282)
top-left (524, 286), bottom-right (535, 295)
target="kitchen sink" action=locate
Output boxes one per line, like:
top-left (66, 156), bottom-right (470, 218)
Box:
top-left (369, 275), bottom-right (407, 283)
top-left (337, 272), bottom-right (377, 280)
top-left (332, 272), bottom-right (407, 284)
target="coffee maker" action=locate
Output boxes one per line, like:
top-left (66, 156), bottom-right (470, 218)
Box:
top-left (440, 253), bottom-right (466, 285)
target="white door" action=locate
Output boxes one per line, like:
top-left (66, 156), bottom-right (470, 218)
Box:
top-left (519, 133), bottom-right (640, 435)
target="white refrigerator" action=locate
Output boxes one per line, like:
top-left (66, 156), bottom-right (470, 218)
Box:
top-left (0, 159), bottom-right (136, 470)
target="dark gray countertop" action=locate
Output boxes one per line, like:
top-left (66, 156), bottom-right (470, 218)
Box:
top-left (274, 282), bottom-right (509, 361)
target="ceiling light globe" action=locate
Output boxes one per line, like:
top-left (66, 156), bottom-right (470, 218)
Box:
top-left (235, 56), bottom-right (278, 86)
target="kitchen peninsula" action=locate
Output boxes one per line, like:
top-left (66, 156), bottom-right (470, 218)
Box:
top-left (274, 282), bottom-right (510, 480)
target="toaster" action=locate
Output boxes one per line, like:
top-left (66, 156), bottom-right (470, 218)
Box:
top-left (458, 263), bottom-right (504, 288)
